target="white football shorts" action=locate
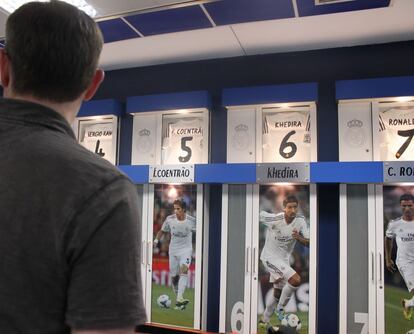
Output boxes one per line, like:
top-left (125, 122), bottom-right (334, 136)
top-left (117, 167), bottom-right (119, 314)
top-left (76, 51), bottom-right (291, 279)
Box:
top-left (398, 263), bottom-right (414, 292)
top-left (262, 258), bottom-right (296, 289)
top-left (169, 249), bottom-right (192, 276)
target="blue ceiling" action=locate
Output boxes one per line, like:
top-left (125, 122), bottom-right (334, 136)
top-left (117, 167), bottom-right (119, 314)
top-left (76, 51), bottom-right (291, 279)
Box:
top-left (97, 0), bottom-right (391, 44)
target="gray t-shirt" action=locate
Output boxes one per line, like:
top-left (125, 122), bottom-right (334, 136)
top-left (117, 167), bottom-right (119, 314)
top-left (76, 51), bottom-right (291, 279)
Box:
top-left (0, 98), bottom-right (146, 333)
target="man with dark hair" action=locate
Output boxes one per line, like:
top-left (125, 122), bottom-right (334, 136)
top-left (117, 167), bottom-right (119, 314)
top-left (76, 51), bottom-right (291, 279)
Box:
top-left (154, 198), bottom-right (196, 309)
top-left (385, 193), bottom-right (414, 320)
top-left (259, 195), bottom-right (310, 327)
top-left (0, 1), bottom-right (145, 333)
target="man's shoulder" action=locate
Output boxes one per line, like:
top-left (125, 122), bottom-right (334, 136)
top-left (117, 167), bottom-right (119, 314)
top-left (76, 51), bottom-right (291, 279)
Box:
top-left (389, 217), bottom-right (404, 226)
top-left (28, 131), bottom-right (129, 195)
top-left (165, 214), bottom-right (176, 223)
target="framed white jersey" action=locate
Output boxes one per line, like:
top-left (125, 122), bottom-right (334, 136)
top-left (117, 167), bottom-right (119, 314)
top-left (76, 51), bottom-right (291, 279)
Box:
top-left (77, 118), bottom-right (118, 164)
top-left (161, 115), bottom-right (206, 165)
top-left (378, 105), bottom-right (414, 161)
top-left (262, 109), bottom-right (311, 162)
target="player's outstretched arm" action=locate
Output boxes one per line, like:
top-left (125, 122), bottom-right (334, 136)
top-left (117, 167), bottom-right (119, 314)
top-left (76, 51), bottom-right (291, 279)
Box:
top-left (384, 236), bottom-right (396, 273)
top-left (292, 229), bottom-right (309, 246)
top-left (154, 230), bottom-right (166, 247)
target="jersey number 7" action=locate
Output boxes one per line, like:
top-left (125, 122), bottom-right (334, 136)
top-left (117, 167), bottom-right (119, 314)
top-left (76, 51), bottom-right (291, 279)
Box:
top-left (396, 128), bottom-right (414, 159)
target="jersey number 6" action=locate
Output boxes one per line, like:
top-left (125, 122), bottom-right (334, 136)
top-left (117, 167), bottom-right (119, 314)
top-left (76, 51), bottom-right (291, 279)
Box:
top-left (279, 130), bottom-right (297, 159)
top-left (179, 136), bottom-right (193, 162)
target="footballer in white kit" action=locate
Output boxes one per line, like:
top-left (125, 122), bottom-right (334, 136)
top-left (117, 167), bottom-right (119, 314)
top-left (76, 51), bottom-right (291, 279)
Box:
top-left (263, 110), bottom-right (311, 162)
top-left (379, 107), bottom-right (414, 160)
top-left (162, 117), bottom-right (204, 165)
top-left (259, 195), bottom-right (310, 327)
top-left (385, 193), bottom-right (414, 320)
top-left (154, 198), bottom-right (196, 309)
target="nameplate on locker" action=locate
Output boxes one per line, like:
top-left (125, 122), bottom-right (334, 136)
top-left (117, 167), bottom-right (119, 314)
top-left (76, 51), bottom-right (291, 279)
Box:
top-left (256, 163), bottom-right (310, 183)
top-left (149, 164), bottom-right (195, 183)
top-left (383, 162), bottom-right (414, 182)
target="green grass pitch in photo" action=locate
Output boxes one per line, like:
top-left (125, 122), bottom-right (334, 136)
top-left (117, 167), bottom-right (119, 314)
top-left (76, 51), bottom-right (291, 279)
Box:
top-left (385, 285), bottom-right (414, 334)
top-left (257, 311), bottom-right (308, 334)
top-left (151, 283), bottom-right (195, 328)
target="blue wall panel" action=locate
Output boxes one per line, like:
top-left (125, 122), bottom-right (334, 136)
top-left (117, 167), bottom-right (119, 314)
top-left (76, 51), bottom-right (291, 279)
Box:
top-left (336, 76), bottom-right (414, 100)
top-left (223, 82), bottom-right (318, 106)
top-left (127, 91), bottom-right (211, 113)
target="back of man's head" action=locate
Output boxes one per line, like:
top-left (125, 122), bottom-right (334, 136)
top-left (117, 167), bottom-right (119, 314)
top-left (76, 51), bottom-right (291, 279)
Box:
top-left (5, 1), bottom-right (103, 102)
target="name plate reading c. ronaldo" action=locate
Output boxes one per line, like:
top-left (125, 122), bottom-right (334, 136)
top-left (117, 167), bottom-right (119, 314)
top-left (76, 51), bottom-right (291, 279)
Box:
top-left (256, 163), bottom-right (310, 183)
top-left (383, 161), bottom-right (414, 183)
top-left (149, 164), bottom-right (194, 183)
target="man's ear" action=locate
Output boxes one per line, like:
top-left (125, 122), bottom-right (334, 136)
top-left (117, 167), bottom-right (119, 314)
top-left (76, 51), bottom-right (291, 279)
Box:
top-left (0, 48), bottom-right (11, 89)
top-left (83, 69), bottom-right (104, 101)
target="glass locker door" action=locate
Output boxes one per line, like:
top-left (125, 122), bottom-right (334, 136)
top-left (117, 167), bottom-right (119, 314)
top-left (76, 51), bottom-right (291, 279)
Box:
top-left (339, 184), bottom-right (376, 334)
top-left (220, 184), bottom-right (254, 334)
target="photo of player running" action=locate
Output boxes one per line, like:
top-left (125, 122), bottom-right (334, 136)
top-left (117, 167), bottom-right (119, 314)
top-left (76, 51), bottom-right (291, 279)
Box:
top-left (154, 197), bottom-right (196, 309)
top-left (258, 185), bottom-right (310, 333)
top-left (383, 186), bottom-right (414, 334)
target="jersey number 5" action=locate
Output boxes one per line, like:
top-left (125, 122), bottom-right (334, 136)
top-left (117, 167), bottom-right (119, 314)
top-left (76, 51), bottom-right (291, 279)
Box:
top-left (279, 130), bottom-right (297, 159)
top-left (179, 136), bottom-right (193, 162)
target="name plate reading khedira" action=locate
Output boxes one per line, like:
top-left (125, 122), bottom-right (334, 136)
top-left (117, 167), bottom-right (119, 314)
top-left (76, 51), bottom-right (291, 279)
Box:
top-left (149, 164), bottom-right (195, 183)
top-left (383, 162), bottom-right (414, 182)
top-left (257, 163), bottom-right (310, 183)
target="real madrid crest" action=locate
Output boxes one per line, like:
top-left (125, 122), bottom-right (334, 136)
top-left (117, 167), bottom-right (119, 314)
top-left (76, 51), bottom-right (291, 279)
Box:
top-left (232, 124), bottom-right (251, 151)
top-left (137, 128), bottom-right (153, 154)
top-left (345, 119), bottom-right (365, 148)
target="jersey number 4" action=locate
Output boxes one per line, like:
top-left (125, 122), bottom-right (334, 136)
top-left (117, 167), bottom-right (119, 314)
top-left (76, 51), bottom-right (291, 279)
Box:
top-left (279, 130), bottom-right (298, 159)
top-left (179, 136), bottom-right (193, 162)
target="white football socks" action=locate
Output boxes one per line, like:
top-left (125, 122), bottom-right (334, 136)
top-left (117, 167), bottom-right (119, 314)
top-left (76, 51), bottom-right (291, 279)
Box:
top-left (407, 295), bottom-right (414, 307)
top-left (263, 294), bottom-right (279, 322)
top-left (277, 282), bottom-right (298, 311)
top-left (177, 274), bottom-right (188, 300)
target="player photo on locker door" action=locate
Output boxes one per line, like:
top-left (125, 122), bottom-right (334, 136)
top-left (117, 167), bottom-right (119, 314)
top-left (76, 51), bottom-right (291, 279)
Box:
top-left (383, 186), bottom-right (414, 334)
top-left (152, 184), bottom-right (198, 328)
top-left (161, 113), bottom-right (205, 165)
top-left (262, 108), bottom-right (311, 163)
top-left (258, 185), bottom-right (310, 334)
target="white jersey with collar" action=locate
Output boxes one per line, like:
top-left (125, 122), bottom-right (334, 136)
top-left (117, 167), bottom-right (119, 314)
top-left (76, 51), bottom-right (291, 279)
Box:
top-left (80, 122), bottom-right (113, 160)
top-left (263, 110), bottom-right (311, 162)
top-left (260, 211), bottom-right (309, 263)
top-left (161, 213), bottom-right (196, 255)
top-left (386, 217), bottom-right (414, 266)
top-left (379, 107), bottom-right (414, 160)
top-left (162, 118), bottom-right (204, 165)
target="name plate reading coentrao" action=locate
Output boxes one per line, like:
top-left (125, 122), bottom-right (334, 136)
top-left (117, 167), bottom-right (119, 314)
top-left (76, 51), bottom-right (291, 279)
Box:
top-left (149, 164), bottom-right (194, 183)
top-left (257, 163), bottom-right (310, 183)
top-left (383, 162), bottom-right (414, 182)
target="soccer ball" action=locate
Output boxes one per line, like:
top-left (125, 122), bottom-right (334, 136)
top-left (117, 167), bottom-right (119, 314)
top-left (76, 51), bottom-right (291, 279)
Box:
top-left (406, 330), bottom-right (414, 334)
top-left (157, 294), bottom-right (171, 308)
top-left (281, 313), bottom-right (302, 330)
